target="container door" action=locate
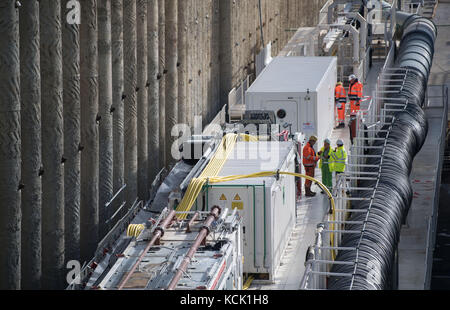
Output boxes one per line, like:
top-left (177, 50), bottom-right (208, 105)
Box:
top-left (206, 187), bottom-right (259, 273)
top-left (298, 95), bottom-right (317, 139)
top-left (262, 100), bottom-right (299, 134)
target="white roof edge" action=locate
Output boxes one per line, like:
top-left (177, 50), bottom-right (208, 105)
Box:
top-left (246, 56), bottom-right (337, 94)
top-left (316, 57), bottom-right (337, 91)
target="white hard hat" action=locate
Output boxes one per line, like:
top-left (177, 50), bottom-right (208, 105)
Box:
top-left (349, 74), bottom-right (357, 81)
top-left (337, 139), bottom-right (344, 146)
top-left (324, 138), bottom-right (331, 145)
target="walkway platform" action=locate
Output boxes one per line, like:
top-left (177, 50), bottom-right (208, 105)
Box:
top-left (398, 86), bottom-right (448, 289)
top-left (398, 1), bottom-right (450, 289)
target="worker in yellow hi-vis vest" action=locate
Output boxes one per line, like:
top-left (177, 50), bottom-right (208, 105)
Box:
top-left (330, 140), bottom-right (347, 180)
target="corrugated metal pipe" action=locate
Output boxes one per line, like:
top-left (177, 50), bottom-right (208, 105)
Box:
top-left (328, 11), bottom-right (437, 290)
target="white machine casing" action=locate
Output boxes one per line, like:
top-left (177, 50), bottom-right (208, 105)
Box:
top-left (194, 142), bottom-right (297, 281)
top-left (245, 56), bottom-right (337, 143)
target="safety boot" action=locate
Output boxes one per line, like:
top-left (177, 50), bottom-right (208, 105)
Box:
top-left (305, 188), bottom-right (316, 197)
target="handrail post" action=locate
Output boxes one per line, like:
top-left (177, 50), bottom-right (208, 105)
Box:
top-left (315, 223), bottom-right (324, 289)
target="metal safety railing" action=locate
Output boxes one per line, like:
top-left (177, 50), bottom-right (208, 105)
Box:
top-left (67, 199), bottom-right (144, 290)
top-left (228, 75), bottom-right (252, 122)
top-left (401, 0), bottom-right (424, 15)
top-left (300, 65), bottom-right (410, 290)
top-left (399, 0), bottom-right (437, 18)
top-left (67, 166), bottom-right (168, 290)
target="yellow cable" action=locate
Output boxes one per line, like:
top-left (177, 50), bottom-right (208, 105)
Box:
top-left (127, 224), bottom-right (145, 238)
top-left (176, 133), bottom-right (257, 219)
top-left (243, 275), bottom-right (254, 290)
top-left (178, 170), bottom-right (337, 259)
top-left (239, 134), bottom-right (259, 142)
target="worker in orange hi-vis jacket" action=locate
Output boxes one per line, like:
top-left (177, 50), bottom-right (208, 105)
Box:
top-left (302, 135), bottom-right (320, 197)
top-left (348, 74), bottom-right (363, 114)
top-left (335, 82), bottom-right (347, 128)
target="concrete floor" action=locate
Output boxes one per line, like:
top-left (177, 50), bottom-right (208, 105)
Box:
top-left (429, 0), bottom-right (450, 290)
top-left (429, 0), bottom-right (450, 116)
top-left (398, 98), bottom-right (447, 289)
top-left (364, 62), bottom-right (385, 99)
top-left (432, 183), bottom-right (450, 289)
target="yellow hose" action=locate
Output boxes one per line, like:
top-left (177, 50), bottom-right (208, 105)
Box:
top-left (243, 275), bottom-right (254, 290)
top-left (240, 134), bottom-right (259, 142)
top-left (127, 224), bottom-right (145, 238)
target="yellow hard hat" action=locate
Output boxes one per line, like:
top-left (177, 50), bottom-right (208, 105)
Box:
top-left (309, 135), bottom-right (318, 142)
top-left (337, 82), bottom-right (343, 86)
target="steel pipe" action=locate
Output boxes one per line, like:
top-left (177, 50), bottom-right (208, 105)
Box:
top-left (167, 206), bottom-right (221, 290)
top-left (118, 210), bottom-right (176, 290)
top-left (186, 211), bottom-right (200, 233)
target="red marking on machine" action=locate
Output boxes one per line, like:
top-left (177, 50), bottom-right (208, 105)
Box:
top-left (210, 260), bottom-right (227, 290)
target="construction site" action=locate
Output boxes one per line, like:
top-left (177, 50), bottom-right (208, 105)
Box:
top-left (0, 0), bottom-right (449, 291)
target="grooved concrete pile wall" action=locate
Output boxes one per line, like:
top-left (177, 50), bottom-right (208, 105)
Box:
top-left (0, 0), bottom-right (325, 289)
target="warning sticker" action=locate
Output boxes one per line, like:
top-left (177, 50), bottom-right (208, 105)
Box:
top-left (219, 194), bottom-right (227, 201)
top-left (232, 202), bottom-right (244, 210)
top-left (234, 194), bottom-right (241, 201)
top-left (302, 122), bottom-right (315, 131)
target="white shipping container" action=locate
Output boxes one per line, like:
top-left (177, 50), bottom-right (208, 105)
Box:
top-left (194, 142), bottom-right (297, 281)
top-left (245, 56), bottom-right (337, 144)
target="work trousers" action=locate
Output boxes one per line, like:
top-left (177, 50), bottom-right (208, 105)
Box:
top-left (336, 100), bottom-right (346, 124)
top-left (337, 107), bottom-right (345, 123)
top-left (321, 165), bottom-right (332, 191)
top-left (350, 101), bottom-right (361, 114)
top-left (304, 166), bottom-right (315, 188)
